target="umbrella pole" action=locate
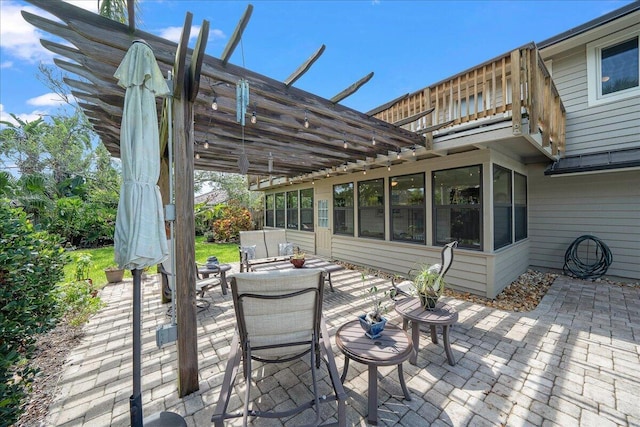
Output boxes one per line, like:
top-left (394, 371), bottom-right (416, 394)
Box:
top-left (128, 268), bottom-right (187, 427)
top-left (130, 268), bottom-right (143, 427)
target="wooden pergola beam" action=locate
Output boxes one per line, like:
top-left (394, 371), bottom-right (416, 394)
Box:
top-left (24, 0), bottom-right (424, 179)
top-left (127, 0), bottom-right (135, 32)
top-left (393, 107), bottom-right (435, 127)
top-left (284, 44), bottom-right (325, 87)
top-left (330, 71), bottom-right (374, 104)
top-left (220, 4), bottom-right (253, 66)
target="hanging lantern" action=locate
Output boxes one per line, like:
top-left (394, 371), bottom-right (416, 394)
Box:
top-left (237, 152), bottom-right (250, 175)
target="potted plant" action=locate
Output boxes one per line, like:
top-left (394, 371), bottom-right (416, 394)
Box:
top-left (410, 264), bottom-right (445, 310)
top-left (290, 249), bottom-right (306, 268)
top-left (104, 265), bottom-right (125, 283)
top-left (358, 272), bottom-right (389, 338)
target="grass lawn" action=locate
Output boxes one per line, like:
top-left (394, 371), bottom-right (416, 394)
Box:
top-left (66, 236), bottom-right (239, 287)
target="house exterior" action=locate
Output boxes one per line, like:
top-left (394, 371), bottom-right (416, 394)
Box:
top-left (251, 2), bottom-right (640, 298)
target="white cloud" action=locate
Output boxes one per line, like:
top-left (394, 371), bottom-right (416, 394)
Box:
top-left (158, 25), bottom-right (225, 44)
top-left (210, 29), bottom-right (226, 41)
top-left (0, 1), bottom-right (55, 64)
top-left (0, 103), bottom-right (45, 127)
top-left (27, 92), bottom-right (72, 107)
top-left (159, 25), bottom-right (201, 43)
top-left (0, 1), bottom-right (99, 68)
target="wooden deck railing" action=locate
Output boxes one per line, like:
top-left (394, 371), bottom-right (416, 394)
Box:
top-left (372, 44), bottom-right (566, 154)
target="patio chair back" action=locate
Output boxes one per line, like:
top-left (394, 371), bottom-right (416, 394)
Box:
top-left (392, 241), bottom-right (458, 298)
top-left (213, 268), bottom-right (346, 426)
top-left (231, 268), bottom-right (324, 361)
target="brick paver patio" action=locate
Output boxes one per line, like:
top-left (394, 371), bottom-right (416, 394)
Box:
top-left (44, 263), bottom-right (640, 426)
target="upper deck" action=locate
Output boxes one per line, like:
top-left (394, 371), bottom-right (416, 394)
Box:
top-left (370, 44), bottom-right (566, 159)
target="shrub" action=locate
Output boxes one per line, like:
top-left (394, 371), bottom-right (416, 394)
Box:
top-left (56, 279), bottom-right (104, 328)
top-left (194, 202), bottom-right (226, 236)
top-left (49, 197), bottom-right (116, 248)
top-left (0, 200), bottom-right (69, 424)
top-left (73, 252), bottom-right (92, 281)
top-left (212, 201), bottom-right (252, 242)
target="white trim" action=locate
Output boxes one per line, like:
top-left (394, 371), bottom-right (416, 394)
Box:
top-left (586, 26), bottom-right (640, 107)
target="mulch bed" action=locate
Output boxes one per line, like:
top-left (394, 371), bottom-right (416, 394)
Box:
top-left (15, 323), bottom-right (83, 427)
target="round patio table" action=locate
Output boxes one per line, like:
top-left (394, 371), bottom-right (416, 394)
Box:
top-left (335, 320), bottom-right (412, 425)
top-left (198, 263), bottom-right (231, 295)
top-left (395, 298), bottom-right (458, 366)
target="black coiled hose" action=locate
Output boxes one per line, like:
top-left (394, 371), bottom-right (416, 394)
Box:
top-left (563, 235), bottom-right (612, 280)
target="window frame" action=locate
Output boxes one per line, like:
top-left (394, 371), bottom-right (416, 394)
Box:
top-left (333, 182), bottom-right (354, 236)
top-left (265, 193), bottom-right (275, 227)
top-left (493, 164), bottom-right (513, 250)
top-left (300, 188), bottom-right (314, 232)
top-left (587, 29), bottom-right (640, 106)
top-left (274, 192), bottom-right (285, 229)
top-left (286, 190), bottom-right (299, 230)
top-left (514, 172), bottom-right (528, 242)
top-left (432, 165), bottom-right (482, 250)
top-left (390, 173), bottom-right (426, 244)
top-left (358, 178), bottom-right (385, 240)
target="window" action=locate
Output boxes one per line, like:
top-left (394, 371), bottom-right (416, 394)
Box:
top-left (492, 165), bottom-right (528, 250)
top-left (275, 193), bottom-right (285, 228)
top-left (493, 165), bottom-right (512, 250)
top-left (318, 199), bottom-right (329, 228)
top-left (433, 165), bottom-right (481, 250)
top-left (454, 93), bottom-right (483, 118)
top-left (358, 178), bottom-right (384, 239)
top-left (265, 194), bottom-right (274, 227)
top-left (514, 172), bottom-right (527, 242)
top-left (333, 183), bottom-right (354, 235)
top-left (390, 173), bottom-right (425, 244)
top-left (286, 191), bottom-right (298, 230)
top-left (300, 188), bottom-right (314, 231)
top-left (587, 31), bottom-right (640, 105)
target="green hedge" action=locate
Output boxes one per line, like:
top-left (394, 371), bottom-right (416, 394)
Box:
top-left (0, 200), bottom-right (68, 425)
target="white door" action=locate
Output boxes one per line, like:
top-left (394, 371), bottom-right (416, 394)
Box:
top-left (315, 188), bottom-right (332, 257)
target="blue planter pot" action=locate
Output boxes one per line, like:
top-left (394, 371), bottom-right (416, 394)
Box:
top-left (358, 314), bottom-right (387, 339)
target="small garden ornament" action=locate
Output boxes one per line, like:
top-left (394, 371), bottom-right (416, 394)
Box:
top-left (358, 272), bottom-right (390, 338)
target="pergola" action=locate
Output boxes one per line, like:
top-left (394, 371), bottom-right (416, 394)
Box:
top-left (23, 0), bottom-right (426, 396)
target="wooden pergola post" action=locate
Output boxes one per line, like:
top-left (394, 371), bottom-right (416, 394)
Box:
top-left (169, 12), bottom-right (209, 397)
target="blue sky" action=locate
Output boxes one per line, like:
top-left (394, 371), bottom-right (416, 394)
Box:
top-left (0, 0), bottom-right (634, 127)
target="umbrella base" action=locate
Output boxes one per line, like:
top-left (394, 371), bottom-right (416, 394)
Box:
top-left (145, 411), bottom-right (187, 427)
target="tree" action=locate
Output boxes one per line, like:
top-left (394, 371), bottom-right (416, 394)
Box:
top-left (98, 0), bottom-right (140, 24)
top-left (0, 114), bottom-right (46, 176)
top-left (194, 170), bottom-right (263, 210)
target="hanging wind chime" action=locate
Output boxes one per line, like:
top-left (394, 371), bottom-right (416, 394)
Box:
top-left (236, 79), bottom-right (250, 175)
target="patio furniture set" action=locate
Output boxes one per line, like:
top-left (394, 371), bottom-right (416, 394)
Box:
top-left (204, 236), bottom-right (459, 425)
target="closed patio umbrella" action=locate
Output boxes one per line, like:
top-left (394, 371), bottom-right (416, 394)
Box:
top-left (114, 40), bottom-right (184, 427)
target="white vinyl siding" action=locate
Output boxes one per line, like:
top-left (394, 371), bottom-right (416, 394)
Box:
top-left (546, 36), bottom-right (640, 157)
top-left (331, 235), bottom-right (489, 296)
top-left (492, 240), bottom-right (530, 298)
top-left (527, 164), bottom-right (640, 280)
top-left (284, 230), bottom-right (315, 256)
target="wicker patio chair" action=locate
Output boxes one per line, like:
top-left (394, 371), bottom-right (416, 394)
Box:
top-left (211, 269), bottom-right (347, 426)
top-left (391, 241), bottom-right (458, 299)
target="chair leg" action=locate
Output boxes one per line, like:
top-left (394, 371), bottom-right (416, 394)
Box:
top-left (309, 337), bottom-right (321, 426)
top-left (211, 332), bottom-right (242, 426)
top-left (243, 347), bottom-right (253, 426)
top-left (320, 320), bottom-right (348, 426)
